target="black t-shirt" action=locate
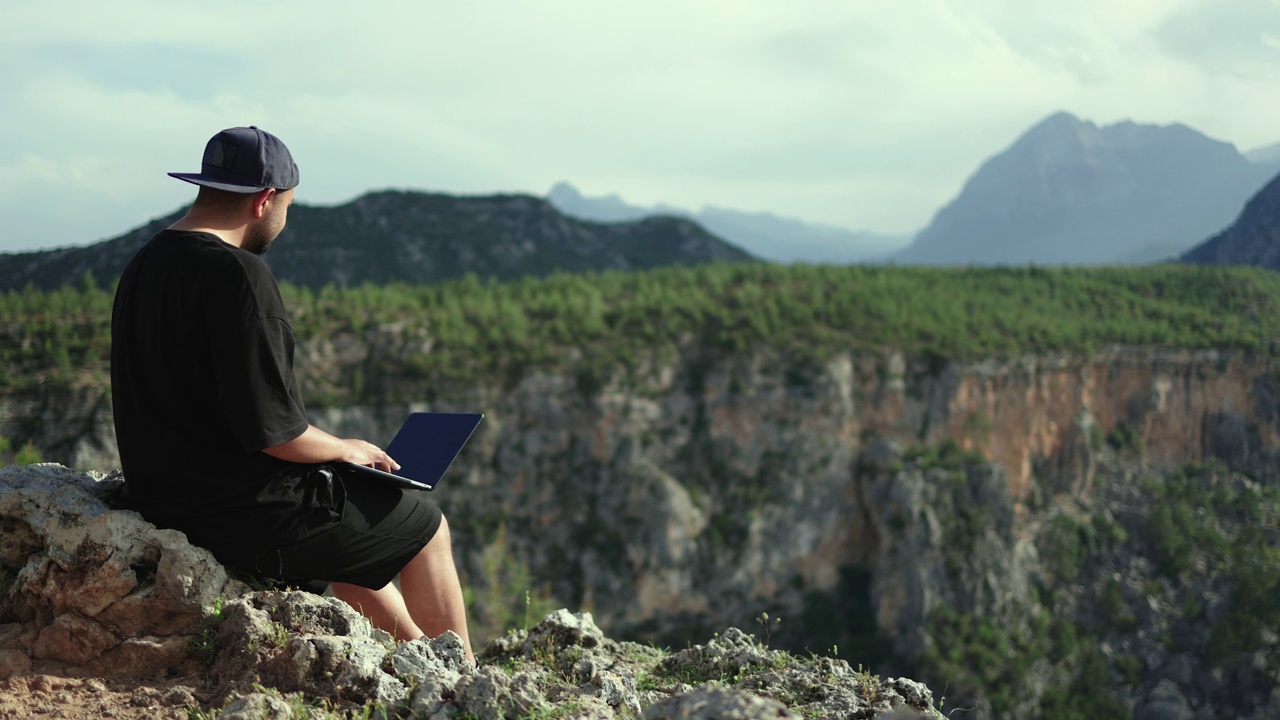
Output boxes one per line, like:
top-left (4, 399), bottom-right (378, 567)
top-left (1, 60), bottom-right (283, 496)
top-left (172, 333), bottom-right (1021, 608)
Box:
top-left (111, 229), bottom-right (310, 543)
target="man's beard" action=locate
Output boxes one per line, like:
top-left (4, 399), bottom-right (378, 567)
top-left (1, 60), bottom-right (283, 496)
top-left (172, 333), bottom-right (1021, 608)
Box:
top-left (243, 212), bottom-right (286, 255)
top-left (242, 228), bottom-right (274, 255)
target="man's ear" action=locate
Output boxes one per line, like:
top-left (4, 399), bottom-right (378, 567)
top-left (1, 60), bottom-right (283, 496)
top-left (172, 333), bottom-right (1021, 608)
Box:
top-left (251, 188), bottom-right (278, 219)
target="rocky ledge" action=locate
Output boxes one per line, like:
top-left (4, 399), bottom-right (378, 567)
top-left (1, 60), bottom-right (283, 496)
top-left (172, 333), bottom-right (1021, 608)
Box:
top-left (0, 464), bottom-right (944, 719)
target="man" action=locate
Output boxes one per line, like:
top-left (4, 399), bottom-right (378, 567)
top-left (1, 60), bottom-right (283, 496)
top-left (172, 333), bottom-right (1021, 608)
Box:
top-left (111, 126), bottom-right (473, 661)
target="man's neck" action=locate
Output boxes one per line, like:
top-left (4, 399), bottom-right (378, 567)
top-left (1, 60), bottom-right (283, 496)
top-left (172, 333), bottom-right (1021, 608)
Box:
top-left (169, 213), bottom-right (247, 249)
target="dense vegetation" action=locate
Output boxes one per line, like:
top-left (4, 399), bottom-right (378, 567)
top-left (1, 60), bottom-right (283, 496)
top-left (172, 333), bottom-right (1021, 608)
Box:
top-left (3, 262), bottom-right (1280, 405)
top-left (916, 457), bottom-right (1280, 719)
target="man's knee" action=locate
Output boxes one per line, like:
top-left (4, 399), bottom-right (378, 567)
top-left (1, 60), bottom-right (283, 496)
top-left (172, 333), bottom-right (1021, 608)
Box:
top-left (426, 512), bottom-right (452, 552)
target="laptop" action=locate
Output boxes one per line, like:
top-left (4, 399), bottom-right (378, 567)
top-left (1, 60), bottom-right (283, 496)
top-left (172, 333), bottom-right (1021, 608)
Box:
top-left (341, 412), bottom-right (484, 491)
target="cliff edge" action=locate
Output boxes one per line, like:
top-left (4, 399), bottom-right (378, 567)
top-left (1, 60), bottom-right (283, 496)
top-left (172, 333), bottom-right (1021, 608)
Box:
top-left (0, 463), bottom-right (944, 720)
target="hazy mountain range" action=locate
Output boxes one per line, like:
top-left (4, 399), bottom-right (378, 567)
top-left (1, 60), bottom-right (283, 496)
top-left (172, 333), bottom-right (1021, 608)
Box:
top-left (3, 111), bottom-right (1279, 288)
top-left (1181, 170), bottom-right (1280, 269)
top-left (1246, 142), bottom-right (1280, 166)
top-left (547, 183), bottom-right (908, 264)
top-left (0, 192), bottom-right (752, 292)
top-left (892, 112), bottom-right (1279, 265)
top-left (552, 113), bottom-right (1279, 268)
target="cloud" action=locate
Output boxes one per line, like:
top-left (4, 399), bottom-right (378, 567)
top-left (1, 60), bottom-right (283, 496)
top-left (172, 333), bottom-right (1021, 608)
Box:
top-left (2, 0), bottom-right (1279, 250)
top-left (1154, 0), bottom-right (1280, 79)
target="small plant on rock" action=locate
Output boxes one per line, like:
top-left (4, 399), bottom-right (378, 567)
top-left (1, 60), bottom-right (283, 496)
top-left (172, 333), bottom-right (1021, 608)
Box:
top-left (755, 611), bottom-right (782, 646)
top-left (188, 597), bottom-right (226, 666)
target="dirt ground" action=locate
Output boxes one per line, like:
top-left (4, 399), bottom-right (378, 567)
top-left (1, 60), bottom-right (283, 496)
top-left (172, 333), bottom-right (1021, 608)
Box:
top-left (0, 671), bottom-right (209, 720)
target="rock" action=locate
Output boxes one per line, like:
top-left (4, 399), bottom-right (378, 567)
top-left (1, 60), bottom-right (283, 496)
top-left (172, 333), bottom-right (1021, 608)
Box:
top-left (32, 613), bottom-right (118, 665)
top-left (397, 633), bottom-right (472, 717)
top-left (1163, 654), bottom-right (1195, 685)
top-left (662, 628), bottom-right (773, 679)
top-left (884, 678), bottom-right (937, 709)
top-left (453, 666), bottom-right (549, 719)
top-left (210, 591), bottom-right (406, 707)
top-left (0, 648), bottom-right (31, 679)
top-left (97, 636), bottom-right (191, 679)
top-left (583, 669), bottom-right (642, 716)
top-left (1136, 680), bottom-right (1192, 720)
top-left (0, 467), bottom-right (955, 719)
top-left (0, 464), bottom-right (242, 677)
top-left (859, 438), bottom-right (903, 473)
top-left (529, 608), bottom-right (606, 650)
top-left (642, 685), bottom-right (797, 719)
top-left (217, 692), bottom-right (295, 720)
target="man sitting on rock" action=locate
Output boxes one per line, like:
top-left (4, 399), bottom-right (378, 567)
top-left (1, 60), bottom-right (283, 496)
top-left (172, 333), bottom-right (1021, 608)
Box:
top-left (110, 126), bottom-right (473, 662)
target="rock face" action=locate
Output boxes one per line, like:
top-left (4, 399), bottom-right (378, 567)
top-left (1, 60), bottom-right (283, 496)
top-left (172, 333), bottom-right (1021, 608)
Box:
top-left (0, 466), bottom-right (946, 719)
top-left (0, 191), bottom-right (753, 293)
top-left (1181, 170), bottom-right (1280, 268)
top-left (893, 112), bottom-right (1274, 265)
top-left (0, 464), bottom-right (240, 679)
top-left (7, 344), bottom-right (1280, 717)
top-left (11, 347), bottom-right (1280, 644)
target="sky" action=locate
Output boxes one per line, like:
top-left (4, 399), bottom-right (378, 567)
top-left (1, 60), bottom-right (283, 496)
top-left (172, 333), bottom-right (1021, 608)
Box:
top-left (2, 0), bottom-right (1279, 253)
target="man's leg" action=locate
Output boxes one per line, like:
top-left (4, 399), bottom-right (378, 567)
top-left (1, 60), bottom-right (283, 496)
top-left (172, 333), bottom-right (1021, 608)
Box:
top-left (330, 514), bottom-right (474, 662)
top-left (398, 515), bottom-right (475, 663)
top-left (329, 581), bottom-right (424, 642)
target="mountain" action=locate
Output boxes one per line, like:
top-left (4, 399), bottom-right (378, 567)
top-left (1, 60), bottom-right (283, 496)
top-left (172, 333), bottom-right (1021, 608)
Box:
top-left (892, 112), bottom-right (1277, 265)
top-left (1180, 170), bottom-right (1280, 268)
top-left (0, 190), bottom-right (754, 291)
top-left (1246, 141), bottom-right (1280, 167)
top-left (547, 182), bottom-right (908, 263)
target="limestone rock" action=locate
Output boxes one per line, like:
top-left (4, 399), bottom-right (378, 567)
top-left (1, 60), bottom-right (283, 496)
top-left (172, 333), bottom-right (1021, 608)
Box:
top-left (217, 692), bottom-right (295, 720)
top-left (642, 685), bottom-right (796, 719)
top-left (395, 632), bottom-right (473, 717)
top-left (0, 464), bottom-right (243, 677)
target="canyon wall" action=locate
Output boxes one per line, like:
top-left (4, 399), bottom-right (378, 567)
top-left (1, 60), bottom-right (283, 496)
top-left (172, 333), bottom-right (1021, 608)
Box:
top-left (8, 343), bottom-right (1277, 654)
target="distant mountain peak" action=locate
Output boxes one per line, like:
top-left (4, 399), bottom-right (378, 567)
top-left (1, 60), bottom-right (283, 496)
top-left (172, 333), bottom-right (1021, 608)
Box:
top-left (545, 184), bottom-right (908, 263)
top-left (893, 113), bottom-right (1274, 265)
top-left (547, 181), bottom-right (585, 204)
top-left (1029, 110), bottom-right (1087, 131)
top-left (1246, 142), bottom-right (1280, 166)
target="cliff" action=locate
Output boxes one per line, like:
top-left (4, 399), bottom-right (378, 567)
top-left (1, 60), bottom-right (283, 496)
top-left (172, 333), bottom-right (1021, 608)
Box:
top-left (0, 464), bottom-right (944, 720)
top-left (9, 337), bottom-right (1280, 716)
top-left (36, 343), bottom-right (1280, 518)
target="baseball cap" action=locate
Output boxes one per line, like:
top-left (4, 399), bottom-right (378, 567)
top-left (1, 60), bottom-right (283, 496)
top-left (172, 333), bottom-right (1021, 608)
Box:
top-left (168, 126), bottom-right (300, 193)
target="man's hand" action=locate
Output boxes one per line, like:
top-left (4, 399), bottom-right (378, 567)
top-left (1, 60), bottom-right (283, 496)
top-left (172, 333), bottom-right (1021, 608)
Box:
top-left (338, 438), bottom-right (400, 472)
top-left (263, 425), bottom-right (400, 471)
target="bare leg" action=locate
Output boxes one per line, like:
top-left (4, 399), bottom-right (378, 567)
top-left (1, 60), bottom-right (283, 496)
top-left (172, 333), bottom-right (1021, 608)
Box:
top-left (330, 515), bottom-right (474, 662)
top-left (398, 515), bottom-right (475, 663)
top-left (329, 581), bottom-right (423, 643)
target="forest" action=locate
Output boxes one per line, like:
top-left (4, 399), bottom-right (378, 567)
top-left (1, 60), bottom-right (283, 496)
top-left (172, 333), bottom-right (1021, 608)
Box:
top-left (2, 261), bottom-right (1279, 403)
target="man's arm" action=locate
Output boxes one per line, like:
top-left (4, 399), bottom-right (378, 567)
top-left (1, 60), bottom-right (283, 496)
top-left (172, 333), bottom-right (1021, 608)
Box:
top-left (262, 425), bottom-right (400, 471)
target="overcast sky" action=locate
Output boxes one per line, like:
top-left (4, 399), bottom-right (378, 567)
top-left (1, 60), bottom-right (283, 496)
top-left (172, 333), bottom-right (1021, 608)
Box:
top-left (2, 0), bottom-right (1279, 252)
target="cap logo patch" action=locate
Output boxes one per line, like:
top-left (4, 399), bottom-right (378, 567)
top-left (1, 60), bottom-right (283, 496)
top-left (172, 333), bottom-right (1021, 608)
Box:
top-left (204, 139), bottom-right (239, 170)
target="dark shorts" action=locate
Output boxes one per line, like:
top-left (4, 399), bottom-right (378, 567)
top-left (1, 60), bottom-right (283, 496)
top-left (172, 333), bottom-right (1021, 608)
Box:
top-left (210, 464), bottom-right (443, 591)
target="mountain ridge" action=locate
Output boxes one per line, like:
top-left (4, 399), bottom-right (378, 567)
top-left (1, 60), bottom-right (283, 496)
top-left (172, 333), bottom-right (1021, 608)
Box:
top-left (1181, 170), bottom-right (1280, 268)
top-left (0, 190), bottom-right (754, 291)
top-left (547, 182), bottom-right (908, 263)
top-left (893, 112), bottom-right (1275, 265)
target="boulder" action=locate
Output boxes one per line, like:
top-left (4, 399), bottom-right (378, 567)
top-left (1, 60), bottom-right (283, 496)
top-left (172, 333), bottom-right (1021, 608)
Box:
top-left (0, 464), bottom-right (244, 678)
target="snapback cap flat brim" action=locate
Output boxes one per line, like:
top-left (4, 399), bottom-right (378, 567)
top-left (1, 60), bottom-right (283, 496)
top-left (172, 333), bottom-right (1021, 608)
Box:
top-left (167, 172), bottom-right (270, 193)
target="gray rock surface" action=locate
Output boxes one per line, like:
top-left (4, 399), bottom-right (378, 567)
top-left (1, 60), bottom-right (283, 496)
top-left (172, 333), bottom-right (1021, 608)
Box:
top-left (0, 463), bottom-right (242, 678)
top-left (0, 465), bottom-right (946, 719)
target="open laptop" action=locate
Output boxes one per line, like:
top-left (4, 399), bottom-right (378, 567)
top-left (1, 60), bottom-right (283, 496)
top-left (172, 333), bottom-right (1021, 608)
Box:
top-left (341, 412), bottom-right (484, 491)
